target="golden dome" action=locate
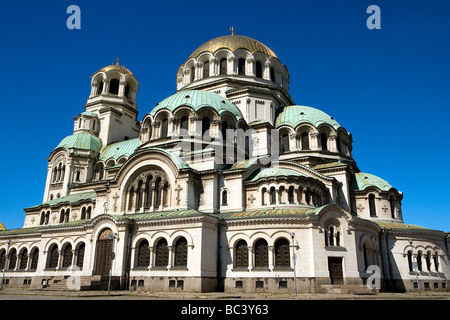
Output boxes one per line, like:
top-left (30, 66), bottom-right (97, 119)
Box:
top-left (96, 58), bottom-right (133, 76)
top-left (0, 222), bottom-right (5, 231)
top-left (189, 35), bottom-right (278, 59)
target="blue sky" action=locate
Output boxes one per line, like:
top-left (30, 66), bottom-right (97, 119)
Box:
top-left (0, 0), bottom-right (449, 231)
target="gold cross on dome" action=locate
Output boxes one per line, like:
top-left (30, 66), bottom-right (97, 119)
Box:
top-left (116, 57), bottom-right (120, 65)
top-left (230, 26), bottom-right (235, 35)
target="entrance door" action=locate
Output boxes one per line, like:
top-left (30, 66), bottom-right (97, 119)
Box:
top-left (94, 229), bottom-right (114, 276)
top-left (328, 257), bottom-right (344, 285)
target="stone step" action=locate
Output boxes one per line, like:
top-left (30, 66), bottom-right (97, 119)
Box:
top-left (321, 284), bottom-right (376, 294)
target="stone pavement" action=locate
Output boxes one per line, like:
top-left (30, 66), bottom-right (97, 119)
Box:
top-left (0, 288), bottom-right (449, 300)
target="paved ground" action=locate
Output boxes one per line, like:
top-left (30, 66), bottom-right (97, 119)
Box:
top-left (0, 288), bottom-right (449, 300)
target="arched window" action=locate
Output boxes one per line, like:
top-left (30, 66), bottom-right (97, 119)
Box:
top-left (48, 244), bottom-right (59, 269)
top-left (137, 240), bottom-right (150, 267)
top-left (363, 244), bottom-right (369, 270)
top-left (81, 207), bottom-right (86, 220)
top-left (180, 116), bottom-right (189, 135)
top-left (45, 211), bottom-right (50, 224)
top-left (222, 190), bottom-right (228, 206)
top-left (65, 209), bottom-right (70, 223)
top-left (261, 187), bottom-right (267, 205)
top-left (190, 66), bottom-right (195, 82)
top-left (86, 207), bottom-right (91, 219)
top-left (235, 240), bottom-right (248, 268)
top-left (274, 238), bottom-right (290, 268)
top-left (128, 187), bottom-right (135, 210)
top-left (161, 118), bottom-right (169, 138)
top-left (75, 171), bottom-right (81, 181)
top-left (59, 209), bottom-right (65, 223)
top-left (8, 248), bottom-right (17, 270)
top-left (407, 250), bottom-right (413, 272)
top-left (336, 137), bottom-right (342, 153)
top-left (433, 251), bottom-right (440, 271)
top-left (320, 133), bottom-right (328, 151)
top-left (301, 132), bottom-right (309, 150)
top-left (136, 180), bottom-right (144, 209)
top-left (154, 177), bottom-right (162, 208)
top-left (369, 194), bottom-right (377, 217)
top-left (254, 239), bottom-right (268, 268)
top-left (220, 58), bottom-right (227, 75)
top-left (238, 58), bottom-right (245, 75)
top-left (62, 244), bottom-right (73, 268)
top-left (76, 243), bottom-right (85, 269)
top-left (155, 238), bottom-right (169, 267)
top-left (125, 84), bottom-right (130, 98)
top-left (389, 197), bottom-right (396, 219)
top-left (203, 61), bottom-right (210, 78)
top-left (288, 186), bottom-right (295, 204)
top-left (40, 212), bottom-right (45, 225)
top-left (202, 117), bottom-right (211, 139)
top-left (255, 61), bottom-right (262, 78)
top-left (426, 251), bottom-right (432, 271)
top-left (174, 237), bottom-right (188, 267)
top-left (417, 251), bottom-right (423, 271)
top-left (270, 187), bottom-right (276, 205)
top-left (270, 67), bottom-right (275, 82)
top-left (30, 248), bottom-right (39, 270)
top-left (97, 81), bottom-right (104, 94)
top-left (19, 249), bottom-right (28, 270)
top-left (162, 182), bottom-right (169, 207)
top-left (280, 133), bottom-right (289, 153)
top-left (109, 79), bottom-right (119, 95)
top-left (145, 175), bottom-right (153, 208)
top-left (0, 250), bottom-right (5, 271)
top-left (221, 121), bottom-right (228, 142)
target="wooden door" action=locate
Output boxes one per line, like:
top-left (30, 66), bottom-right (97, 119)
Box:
top-left (328, 257), bottom-right (344, 285)
top-left (94, 229), bottom-right (114, 276)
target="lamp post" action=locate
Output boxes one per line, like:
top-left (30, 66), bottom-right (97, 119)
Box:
top-left (1, 240), bottom-right (11, 290)
top-left (290, 232), bottom-right (297, 296)
top-left (108, 233), bottom-right (118, 295)
top-left (409, 239), bottom-right (421, 295)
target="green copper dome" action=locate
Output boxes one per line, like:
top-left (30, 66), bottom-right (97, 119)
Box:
top-left (150, 90), bottom-right (243, 121)
top-left (350, 172), bottom-right (393, 192)
top-left (56, 132), bottom-right (102, 153)
top-left (100, 138), bottom-right (140, 161)
top-left (276, 105), bottom-right (341, 129)
top-left (246, 167), bottom-right (303, 182)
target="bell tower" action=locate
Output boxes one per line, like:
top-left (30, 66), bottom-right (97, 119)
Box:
top-left (85, 59), bottom-right (140, 146)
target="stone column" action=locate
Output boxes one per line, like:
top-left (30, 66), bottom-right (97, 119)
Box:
top-left (268, 245), bottom-right (274, 270)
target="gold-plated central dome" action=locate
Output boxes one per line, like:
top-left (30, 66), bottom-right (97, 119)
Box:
top-left (0, 221), bottom-right (5, 231)
top-left (189, 35), bottom-right (277, 59)
top-left (98, 58), bottom-right (133, 76)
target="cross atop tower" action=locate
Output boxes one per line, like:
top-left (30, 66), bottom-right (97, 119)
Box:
top-left (230, 26), bottom-right (235, 35)
top-left (116, 57), bottom-right (120, 65)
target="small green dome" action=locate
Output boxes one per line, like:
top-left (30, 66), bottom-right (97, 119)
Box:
top-left (150, 90), bottom-right (243, 121)
top-left (275, 105), bottom-right (341, 129)
top-left (247, 167), bottom-right (303, 182)
top-left (56, 132), bottom-right (102, 153)
top-left (100, 138), bottom-right (140, 161)
top-left (350, 172), bottom-right (393, 192)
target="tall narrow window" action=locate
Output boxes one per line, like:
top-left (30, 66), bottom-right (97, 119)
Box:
top-left (390, 197), bottom-right (396, 218)
top-left (235, 240), bottom-right (248, 268)
top-left (274, 238), bottom-right (290, 268)
top-left (180, 116), bottom-right (189, 135)
top-left (254, 239), bottom-right (268, 268)
top-left (222, 190), bottom-right (228, 206)
top-left (202, 117), bottom-right (211, 139)
top-left (128, 187), bottom-right (135, 210)
top-left (369, 194), bottom-right (377, 217)
top-left (155, 238), bottom-right (169, 267)
top-left (203, 61), bottom-right (210, 78)
top-left (161, 118), bottom-right (169, 138)
top-left (137, 240), bottom-right (150, 267)
top-left (255, 61), bottom-right (262, 78)
top-left (238, 58), bottom-right (245, 75)
top-left (125, 84), bottom-right (130, 98)
top-left (145, 176), bottom-right (153, 208)
top-left (30, 248), bottom-right (39, 270)
top-left (301, 132), bottom-right (309, 150)
top-left (136, 180), bottom-right (144, 209)
top-left (270, 67), bottom-right (275, 82)
top-left (288, 186), bottom-right (295, 204)
top-left (220, 58), bottom-right (227, 75)
top-left (154, 177), bottom-right (162, 208)
top-left (270, 187), bottom-right (276, 205)
top-left (417, 251), bottom-right (423, 271)
top-left (62, 244), bottom-right (73, 268)
top-left (19, 249), bottom-right (28, 270)
top-left (190, 66), bottom-right (195, 82)
top-left (97, 81), bottom-right (104, 94)
top-left (48, 245), bottom-right (59, 269)
top-left (426, 251), bottom-right (432, 271)
top-left (280, 134), bottom-right (289, 153)
top-left (76, 243), bottom-right (85, 269)
top-left (174, 237), bottom-right (188, 267)
top-left (109, 79), bottom-right (119, 95)
top-left (433, 252), bottom-right (440, 271)
top-left (407, 250), bottom-right (413, 272)
top-left (320, 133), bottom-right (328, 151)
top-left (261, 187), bottom-right (267, 205)
top-left (8, 249), bottom-right (17, 270)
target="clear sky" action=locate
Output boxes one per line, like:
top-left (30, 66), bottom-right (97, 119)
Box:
top-left (0, 0), bottom-right (449, 231)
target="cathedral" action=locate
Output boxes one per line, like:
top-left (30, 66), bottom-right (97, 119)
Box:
top-left (0, 33), bottom-right (448, 294)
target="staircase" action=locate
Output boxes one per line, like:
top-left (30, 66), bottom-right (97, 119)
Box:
top-left (321, 284), bottom-right (377, 295)
top-left (42, 275), bottom-right (120, 291)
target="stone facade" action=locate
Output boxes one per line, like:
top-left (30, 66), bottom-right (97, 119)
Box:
top-left (0, 34), bottom-right (449, 293)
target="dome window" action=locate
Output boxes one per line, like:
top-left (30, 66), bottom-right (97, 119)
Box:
top-left (124, 84), bottom-right (130, 98)
top-left (270, 67), bottom-right (275, 82)
top-left (185, 95), bottom-right (190, 99)
top-left (109, 79), bottom-right (119, 95)
top-left (255, 61), bottom-right (262, 78)
top-left (220, 58), bottom-right (227, 75)
top-left (238, 58), bottom-right (245, 75)
top-left (97, 81), bottom-right (103, 94)
top-left (203, 61), bottom-right (210, 79)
